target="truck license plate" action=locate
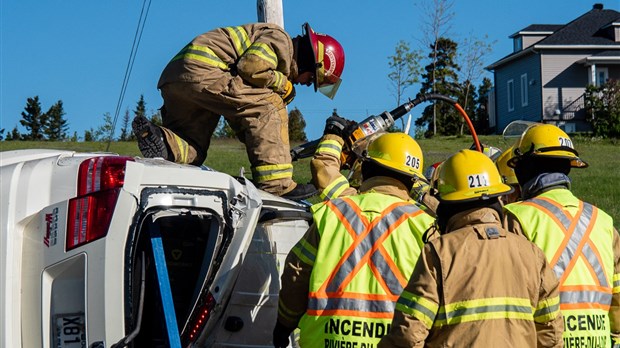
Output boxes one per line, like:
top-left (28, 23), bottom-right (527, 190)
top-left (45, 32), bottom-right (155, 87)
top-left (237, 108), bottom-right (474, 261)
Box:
top-left (54, 313), bottom-right (86, 348)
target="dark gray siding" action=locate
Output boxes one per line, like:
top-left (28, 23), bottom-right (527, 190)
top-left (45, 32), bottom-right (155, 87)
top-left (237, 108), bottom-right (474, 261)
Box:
top-left (494, 52), bottom-right (542, 133)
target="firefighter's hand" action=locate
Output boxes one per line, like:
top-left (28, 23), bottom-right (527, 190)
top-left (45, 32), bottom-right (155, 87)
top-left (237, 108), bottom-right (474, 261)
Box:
top-left (273, 321), bottom-right (293, 348)
top-left (282, 80), bottom-right (296, 105)
top-left (324, 115), bottom-right (356, 139)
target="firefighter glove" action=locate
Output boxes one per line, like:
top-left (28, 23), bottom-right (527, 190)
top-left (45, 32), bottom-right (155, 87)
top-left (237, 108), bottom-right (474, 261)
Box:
top-left (282, 80), bottom-right (296, 105)
top-left (324, 115), bottom-right (357, 139)
top-left (273, 321), bottom-right (293, 348)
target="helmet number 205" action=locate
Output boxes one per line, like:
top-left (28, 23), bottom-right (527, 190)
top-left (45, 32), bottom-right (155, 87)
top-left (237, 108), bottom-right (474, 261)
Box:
top-left (405, 155), bottom-right (420, 170)
top-left (558, 137), bottom-right (574, 148)
top-left (468, 173), bottom-right (489, 188)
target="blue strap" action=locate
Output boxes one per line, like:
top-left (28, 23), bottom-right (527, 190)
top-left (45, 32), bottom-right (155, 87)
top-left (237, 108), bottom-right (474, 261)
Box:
top-left (150, 222), bottom-right (182, 348)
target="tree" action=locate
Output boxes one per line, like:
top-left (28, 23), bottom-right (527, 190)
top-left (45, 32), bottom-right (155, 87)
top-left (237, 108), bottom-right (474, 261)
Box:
top-left (474, 77), bottom-right (493, 134)
top-left (6, 127), bottom-right (21, 141)
top-left (0, 128), bottom-right (4, 141)
top-left (457, 35), bottom-right (494, 135)
top-left (84, 129), bottom-right (94, 142)
top-left (415, 37), bottom-right (461, 137)
top-left (119, 109), bottom-right (131, 141)
top-left (416, 0), bottom-right (455, 135)
top-left (388, 40), bottom-right (422, 129)
top-left (585, 80), bottom-right (620, 138)
top-left (44, 100), bottom-right (69, 141)
top-left (94, 113), bottom-right (114, 141)
top-left (288, 107), bottom-right (308, 142)
top-left (20, 96), bottom-right (46, 140)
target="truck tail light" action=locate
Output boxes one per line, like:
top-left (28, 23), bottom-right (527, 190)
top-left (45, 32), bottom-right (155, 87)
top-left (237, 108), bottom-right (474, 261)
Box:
top-left (66, 156), bottom-right (134, 250)
top-left (186, 292), bottom-right (216, 344)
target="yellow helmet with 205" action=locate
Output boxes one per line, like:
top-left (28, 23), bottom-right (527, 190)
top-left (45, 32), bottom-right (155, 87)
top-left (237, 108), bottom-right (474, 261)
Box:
top-left (365, 132), bottom-right (425, 180)
top-left (436, 149), bottom-right (513, 202)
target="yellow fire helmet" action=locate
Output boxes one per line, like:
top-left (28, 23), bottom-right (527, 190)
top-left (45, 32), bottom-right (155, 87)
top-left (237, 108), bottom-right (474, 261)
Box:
top-left (365, 132), bottom-right (425, 180)
top-left (507, 123), bottom-right (588, 169)
top-left (494, 145), bottom-right (518, 185)
top-left (436, 149), bottom-right (513, 202)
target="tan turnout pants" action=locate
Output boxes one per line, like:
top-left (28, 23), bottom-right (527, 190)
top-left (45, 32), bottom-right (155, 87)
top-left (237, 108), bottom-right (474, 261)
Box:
top-left (158, 78), bottom-right (295, 196)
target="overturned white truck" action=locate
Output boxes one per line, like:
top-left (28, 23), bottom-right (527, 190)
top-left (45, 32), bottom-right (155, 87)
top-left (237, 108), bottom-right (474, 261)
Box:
top-left (0, 149), bottom-right (311, 348)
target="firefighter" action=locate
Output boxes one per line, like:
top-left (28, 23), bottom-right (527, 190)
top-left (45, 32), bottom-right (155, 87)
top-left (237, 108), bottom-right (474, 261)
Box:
top-left (494, 145), bottom-right (521, 204)
top-left (133, 23), bottom-right (345, 200)
top-left (378, 149), bottom-right (564, 348)
top-left (273, 131), bottom-right (435, 348)
top-left (503, 123), bottom-right (620, 347)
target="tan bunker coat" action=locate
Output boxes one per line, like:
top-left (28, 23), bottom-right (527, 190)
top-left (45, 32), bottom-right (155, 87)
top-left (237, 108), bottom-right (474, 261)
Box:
top-left (378, 208), bottom-right (564, 348)
top-left (157, 23), bottom-right (298, 195)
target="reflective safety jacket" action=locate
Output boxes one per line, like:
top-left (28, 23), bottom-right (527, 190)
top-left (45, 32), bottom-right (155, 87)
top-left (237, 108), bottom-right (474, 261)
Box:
top-left (378, 208), bottom-right (564, 348)
top-left (158, 23), bottom-right (295, 95)
top-left (277, 179), bottom-right (434, 348)
top-left (505, 186), bottom-right (620, 348)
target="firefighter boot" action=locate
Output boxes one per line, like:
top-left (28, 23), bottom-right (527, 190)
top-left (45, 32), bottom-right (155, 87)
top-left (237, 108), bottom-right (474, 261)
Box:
top-left (281, 182), bottom-right (318, 201)
top-left (132, 115), bottom-right (172, 161)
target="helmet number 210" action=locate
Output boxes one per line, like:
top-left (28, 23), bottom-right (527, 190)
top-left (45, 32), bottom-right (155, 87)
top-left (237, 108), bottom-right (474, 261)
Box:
top-left (406, 155), bottom-right (420, 170)
top-left (468, 173), bottom-right (489, 188)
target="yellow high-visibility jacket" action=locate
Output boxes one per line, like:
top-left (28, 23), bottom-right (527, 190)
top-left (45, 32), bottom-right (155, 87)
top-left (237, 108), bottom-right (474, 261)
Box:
top-left (277, 177), bottom-right (434, 348)
top-left (505, 187), bottom-right (620, 348)
top-left (379, 208), bottom-right (564, 348)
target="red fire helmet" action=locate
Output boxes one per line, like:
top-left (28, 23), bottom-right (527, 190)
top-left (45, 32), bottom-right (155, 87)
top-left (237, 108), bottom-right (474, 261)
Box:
top-left (303, 23), bottom-right (345, 99)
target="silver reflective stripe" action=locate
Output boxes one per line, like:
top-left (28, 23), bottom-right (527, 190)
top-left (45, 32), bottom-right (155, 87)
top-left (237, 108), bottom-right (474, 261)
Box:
top-left (436, 304), bottom-right (532, 321)
top-left (528, 199), bottom-right (596, 280)
top-left (323, 178), bottom-right (349, 202)
top-left (325, 200), bottom-right (420, 295)
top-left (583, 242), bottom-right (609, 287)
top-left (308, 296), bottom-right (395, 313)
top-left (533, 301), bottom-right (560, 319)
top-left (560, 290), bottom-right (612, 306)
top-left (397, 296), bottom-right (437, 322)
top-left (329, 199), bottom-right (366, 237)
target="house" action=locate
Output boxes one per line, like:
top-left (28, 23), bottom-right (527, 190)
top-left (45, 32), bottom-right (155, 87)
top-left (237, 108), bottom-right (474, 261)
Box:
top-left (486, 3), bottom-right (620, 134)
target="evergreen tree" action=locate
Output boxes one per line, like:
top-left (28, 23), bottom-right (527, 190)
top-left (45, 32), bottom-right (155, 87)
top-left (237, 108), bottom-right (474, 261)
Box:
top-left (288, 107), bottom-right (308, 142)
top-left (20, 96), bottom-right (45, 140)
top-left (0, 128), bottom-right (4, 141)
top-left (7, 127), bottom-right (21, 141)
top-left (84, 129), bottom-right (94, 142)
top-left (149, 110), bottom-right (162, 126)
top-left (215, 118), bottom-right (235, 138)
top-left (119, 109), bottom-right (131, 141)
top-left (415, 37), bottom-right (461, 137)
top-left (70, 131), bottom-right (79, 142)
top-left (474, 77), bottom-right (493, 134)
top-left (44, 100), bottom-right (69, 141)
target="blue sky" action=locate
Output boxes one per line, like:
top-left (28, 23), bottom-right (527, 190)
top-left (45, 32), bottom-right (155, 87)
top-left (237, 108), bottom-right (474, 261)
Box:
top-left (2, 0), bottom-right (619, 141)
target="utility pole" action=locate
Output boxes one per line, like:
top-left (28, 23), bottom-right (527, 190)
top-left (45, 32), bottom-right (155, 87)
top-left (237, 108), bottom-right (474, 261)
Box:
top-left (257, 0), bottom-right (284, 27)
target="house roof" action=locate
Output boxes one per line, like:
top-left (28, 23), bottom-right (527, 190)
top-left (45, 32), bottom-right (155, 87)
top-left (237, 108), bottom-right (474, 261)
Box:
top-left (487, 5), bottom-right (620, 70)
top-left (509, 24), bottom-right (564, 38)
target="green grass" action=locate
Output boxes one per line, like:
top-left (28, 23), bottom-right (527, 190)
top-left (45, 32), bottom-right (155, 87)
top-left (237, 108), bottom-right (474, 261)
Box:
top-left (2, 136), bottom-right (618, 229)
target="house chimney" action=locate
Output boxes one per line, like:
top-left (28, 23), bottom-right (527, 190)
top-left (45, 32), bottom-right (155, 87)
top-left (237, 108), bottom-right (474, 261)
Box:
top-left (593, 3), bottom-right (604, 10)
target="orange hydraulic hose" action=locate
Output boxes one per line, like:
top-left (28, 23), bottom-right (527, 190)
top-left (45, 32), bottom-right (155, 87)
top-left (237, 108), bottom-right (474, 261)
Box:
top-left (454, 102), bottom-right (482, 153)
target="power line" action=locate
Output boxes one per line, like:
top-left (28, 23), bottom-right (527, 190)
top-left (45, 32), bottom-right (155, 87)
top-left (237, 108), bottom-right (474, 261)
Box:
top-left (106, 0), bottom-right (152, 151)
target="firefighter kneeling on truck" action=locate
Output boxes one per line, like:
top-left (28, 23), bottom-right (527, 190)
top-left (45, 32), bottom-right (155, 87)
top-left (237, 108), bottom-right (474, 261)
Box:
top-left (378, 149), bottom-right (564, 347)
top-left (272, 125), bottom-right (435, 348)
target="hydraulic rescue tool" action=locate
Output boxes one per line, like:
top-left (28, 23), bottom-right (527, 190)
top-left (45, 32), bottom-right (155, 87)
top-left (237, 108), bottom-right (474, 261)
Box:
top-left (290, 93), bottom-right (482, 168)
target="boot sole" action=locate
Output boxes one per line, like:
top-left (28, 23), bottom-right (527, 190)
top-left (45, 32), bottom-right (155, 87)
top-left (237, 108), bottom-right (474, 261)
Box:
top-left (132, 116), bottom-right (169, 159)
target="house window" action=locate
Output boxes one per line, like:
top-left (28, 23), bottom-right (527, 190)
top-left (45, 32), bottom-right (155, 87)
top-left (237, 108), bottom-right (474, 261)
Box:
top-left (513, 37), bottom-right (522, 52)
top-left (520, 74), bottom-right (528, 107)
top-left (596, 68), bottom-right (608, 87)
top-left (507, 79), bottom-right (515, 112)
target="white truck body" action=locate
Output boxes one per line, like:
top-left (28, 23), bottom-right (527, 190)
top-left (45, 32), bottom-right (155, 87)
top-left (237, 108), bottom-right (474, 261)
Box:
top-left (0, 149), bottom-right (309, 348)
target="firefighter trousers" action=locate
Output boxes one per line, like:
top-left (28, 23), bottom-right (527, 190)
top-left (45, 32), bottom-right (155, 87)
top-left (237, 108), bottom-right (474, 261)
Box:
top-left (158, 79), bottom-right (294, 196)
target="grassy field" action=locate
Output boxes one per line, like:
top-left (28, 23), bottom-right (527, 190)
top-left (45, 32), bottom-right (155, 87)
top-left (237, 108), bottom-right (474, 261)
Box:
top-left (2, 136), bottom-right (618, 228)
